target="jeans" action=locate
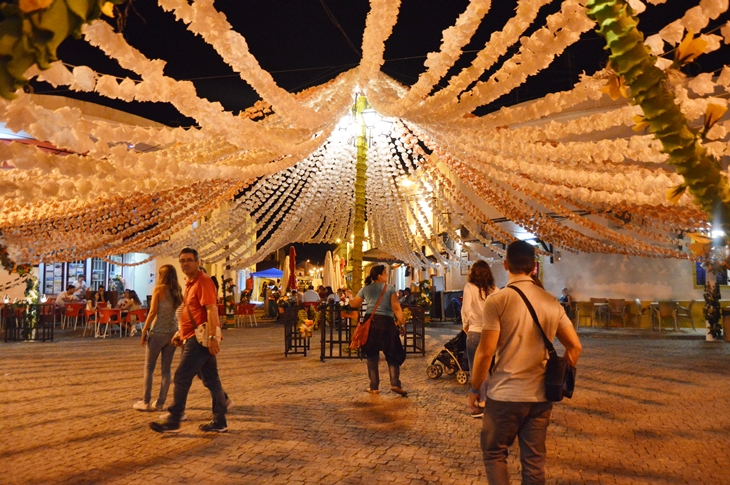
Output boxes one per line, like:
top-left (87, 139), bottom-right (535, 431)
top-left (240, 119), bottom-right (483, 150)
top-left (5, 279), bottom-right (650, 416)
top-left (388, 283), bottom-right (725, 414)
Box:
top-left (481, 399), bottom-right (553, 485)
top-left (143, 331), bottom-right (176, 406)
top-left (365, 353), bottom-right (401, 390)
top-left (167, 337), bottom-right (227, 425)
top-left (466, 331), bottom-right (488, 402)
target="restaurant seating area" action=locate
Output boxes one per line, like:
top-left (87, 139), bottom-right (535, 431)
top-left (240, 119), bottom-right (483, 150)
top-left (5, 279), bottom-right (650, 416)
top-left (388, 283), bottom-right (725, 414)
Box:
top-left (568, 298), bottom-right (707, 331)
top-left (2, 295), bottom-right (270, 343)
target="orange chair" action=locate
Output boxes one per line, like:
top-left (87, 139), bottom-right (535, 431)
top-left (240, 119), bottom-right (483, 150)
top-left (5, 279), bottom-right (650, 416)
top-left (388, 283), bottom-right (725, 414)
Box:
top-left (83, 307), bottom-right (97, 337)
top-left (96, 309), bottom-right (122, 338)
top-left (235, 303), bottom-right (257, 327)
top-left (62, 303), bottom-right (86, 330)
top-left (125, 308), bottom-right (148, 337)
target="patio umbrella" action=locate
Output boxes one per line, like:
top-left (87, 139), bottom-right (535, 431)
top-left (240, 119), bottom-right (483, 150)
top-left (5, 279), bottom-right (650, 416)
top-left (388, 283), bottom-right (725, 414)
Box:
top-left (323, 251), bottom-right (335, 289)
top-left (333, 254), bottom-right (343, 290)
top-left (287, 246), bottom-right (297, 291)
top-left (282, 255), bottom-right (291, 293)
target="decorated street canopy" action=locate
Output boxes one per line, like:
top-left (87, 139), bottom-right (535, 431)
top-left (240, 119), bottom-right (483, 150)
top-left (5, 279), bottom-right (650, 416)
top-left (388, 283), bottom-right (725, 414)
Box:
top-left (1, 0), bottom-right (730, 271)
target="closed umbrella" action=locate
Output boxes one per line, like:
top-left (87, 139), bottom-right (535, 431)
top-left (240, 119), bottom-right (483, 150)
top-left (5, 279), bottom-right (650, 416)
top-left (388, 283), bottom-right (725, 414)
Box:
top-left (288, 246), bottom-right (297, 291)
top-left (323, 251), bottom-right (335, 289)
top-left (282, 256), bottom-right (291, 293)
top-left (333, 254), bottom-right (343, 290)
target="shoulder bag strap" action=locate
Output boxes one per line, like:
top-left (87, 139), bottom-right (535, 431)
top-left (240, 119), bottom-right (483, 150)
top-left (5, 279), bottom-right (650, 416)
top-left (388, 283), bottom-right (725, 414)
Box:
top-left (182, 285), bottom-right (199, 329)
top-left (507, 284), bottom-right (556, 358)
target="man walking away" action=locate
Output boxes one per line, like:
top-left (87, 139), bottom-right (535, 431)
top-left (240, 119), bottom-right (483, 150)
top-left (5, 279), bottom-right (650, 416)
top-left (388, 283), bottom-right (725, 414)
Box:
top-left (468, 240), bottom-right (582, 484)
top-left (150, 247), bottom-right (228, 433)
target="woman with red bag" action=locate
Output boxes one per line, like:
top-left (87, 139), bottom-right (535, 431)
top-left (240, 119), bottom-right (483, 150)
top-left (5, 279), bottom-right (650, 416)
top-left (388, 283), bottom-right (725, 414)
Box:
top-left (348, 265), bottom-right (407, 397)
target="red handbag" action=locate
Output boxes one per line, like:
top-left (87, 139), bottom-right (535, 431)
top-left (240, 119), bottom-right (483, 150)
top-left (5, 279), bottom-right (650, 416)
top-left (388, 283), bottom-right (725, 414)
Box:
top-left (349, 284), bottom-right (388, 350)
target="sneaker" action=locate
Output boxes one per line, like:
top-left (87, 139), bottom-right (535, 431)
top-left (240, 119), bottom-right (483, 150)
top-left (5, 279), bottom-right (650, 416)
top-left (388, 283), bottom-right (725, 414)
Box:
top-left (149, 420), bottom-right (181, 433)
top-left (159, 412), bottom-right (187, 421)
top-left (365, 388), bottom-right (379, 394)
top-left (225, 398), bottom-right (235, 410)
top-left (470, 410), bottom-right (484, 419)
top-left (153, 401), bottom-right (164, 411)
top-left (390, 386), bottom-right (408, 397)
top-left (199, 420), bottom-right (227, 433)
top-left (132, 400), bottom-right (151, 411)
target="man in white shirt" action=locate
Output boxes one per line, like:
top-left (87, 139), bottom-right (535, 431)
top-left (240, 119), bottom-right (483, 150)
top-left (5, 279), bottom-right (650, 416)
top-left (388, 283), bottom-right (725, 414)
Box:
top-left (468, 240), bottom-right (582, 485)
top-left (56, 285), bottom-right (79, 307)
top-left (301, 285), bottom-right (320, 303)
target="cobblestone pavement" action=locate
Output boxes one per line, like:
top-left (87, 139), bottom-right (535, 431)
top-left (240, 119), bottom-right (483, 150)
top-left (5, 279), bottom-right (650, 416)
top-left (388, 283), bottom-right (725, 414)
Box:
top-left (2, 322), bottom-right (729, 485)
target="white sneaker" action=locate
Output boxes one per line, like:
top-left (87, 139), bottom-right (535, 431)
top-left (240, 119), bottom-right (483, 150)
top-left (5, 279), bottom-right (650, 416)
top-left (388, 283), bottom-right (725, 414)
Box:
top-left (159, 412), bottom-right (188, 421)
top-left (132, 400), bottom-right (151, 411)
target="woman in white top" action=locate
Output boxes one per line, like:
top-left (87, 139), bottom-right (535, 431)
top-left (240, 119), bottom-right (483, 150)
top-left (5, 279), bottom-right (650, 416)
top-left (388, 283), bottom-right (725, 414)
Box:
top-left (461, 260), bottom-right (497, 417)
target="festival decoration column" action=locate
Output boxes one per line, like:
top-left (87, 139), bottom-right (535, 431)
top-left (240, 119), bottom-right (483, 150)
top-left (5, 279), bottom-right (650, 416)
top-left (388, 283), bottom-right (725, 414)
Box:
top-left (351, 95), bottom-right (369, 295)
top-left (585, 0), bottom-right (730, 228)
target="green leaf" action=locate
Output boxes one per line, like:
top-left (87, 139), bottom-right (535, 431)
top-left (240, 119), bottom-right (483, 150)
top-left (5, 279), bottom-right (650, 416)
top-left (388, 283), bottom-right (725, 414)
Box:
top-left (64, 0), bottom-right (95, 21)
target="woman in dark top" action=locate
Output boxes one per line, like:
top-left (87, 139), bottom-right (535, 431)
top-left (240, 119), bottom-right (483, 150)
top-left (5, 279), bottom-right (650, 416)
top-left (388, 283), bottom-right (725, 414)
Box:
top-left (348, 265), bottom-right (407, 396)
top-left (93, 285), bottom-right (107, 306)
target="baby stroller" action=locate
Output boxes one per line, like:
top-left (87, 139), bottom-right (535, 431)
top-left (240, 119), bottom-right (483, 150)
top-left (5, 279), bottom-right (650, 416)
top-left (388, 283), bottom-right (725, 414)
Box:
top-left (426, 329), bottom-right (469, 385)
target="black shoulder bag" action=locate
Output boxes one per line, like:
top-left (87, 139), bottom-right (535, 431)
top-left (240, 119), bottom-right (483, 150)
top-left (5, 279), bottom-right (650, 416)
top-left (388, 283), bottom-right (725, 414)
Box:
top-left (508, 284), bottom-right (576, 402)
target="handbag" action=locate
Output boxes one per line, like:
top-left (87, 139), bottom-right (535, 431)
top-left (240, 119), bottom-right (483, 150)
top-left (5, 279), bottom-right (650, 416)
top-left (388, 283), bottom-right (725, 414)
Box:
top-left (349, 283), bottom-right (388, 350)
top-left (184, 292), bottom-right (222, 349)
top-left (508, 285), bottom-right (576, 402)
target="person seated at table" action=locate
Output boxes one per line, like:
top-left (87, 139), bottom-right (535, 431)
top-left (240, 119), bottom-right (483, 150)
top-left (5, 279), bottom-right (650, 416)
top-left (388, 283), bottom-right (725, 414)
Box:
top-left (302, 285), bottom-right (320, 304)
top-left (123, 290), bottom-right (143, 336)
top-left (291, 289), bottom-right (303, 306)
top-left (240, 289), bottom-right (251, 305)
top-left (559, 287), bottom-right (574, 320)
top-left (325, 286), bottom-right (340, 305)
top-left (317, 285), bottom-right (327, 300)
top-left (117, 289), bottom-right (131, 309)
top-left (72, 275), bottom-right (88, 299)
top-left (93, 285), bottom-right (107, 306)
top-left (56, 285), bottom-right (79, 307)
top-left (268, 288), bottom-right (281, 318)
top-left (399, 287), bottom-right (417, 306)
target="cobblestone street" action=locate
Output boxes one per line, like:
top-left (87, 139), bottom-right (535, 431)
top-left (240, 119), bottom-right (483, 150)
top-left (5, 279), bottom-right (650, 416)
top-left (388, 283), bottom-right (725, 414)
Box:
top-left (2, 323), bottom-right (729, 484)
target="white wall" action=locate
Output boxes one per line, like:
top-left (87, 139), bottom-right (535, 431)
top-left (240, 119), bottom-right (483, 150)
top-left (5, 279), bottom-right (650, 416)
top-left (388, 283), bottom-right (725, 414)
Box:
top-left (122, 253), bottom-right (157, 304)
top-left (540, 252), bottom-right (702, 301)
top-left (0, 267), bottom-right (39, 301)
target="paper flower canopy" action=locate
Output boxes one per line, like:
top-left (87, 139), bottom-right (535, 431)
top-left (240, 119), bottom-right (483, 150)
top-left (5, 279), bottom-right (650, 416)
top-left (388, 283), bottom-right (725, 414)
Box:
top-left (1, 0), bottom-right (729, 269)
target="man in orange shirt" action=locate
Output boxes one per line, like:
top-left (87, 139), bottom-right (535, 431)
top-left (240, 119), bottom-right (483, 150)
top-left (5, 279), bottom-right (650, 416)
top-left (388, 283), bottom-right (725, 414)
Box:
top-left (150, 248), bottom-right (228, 433)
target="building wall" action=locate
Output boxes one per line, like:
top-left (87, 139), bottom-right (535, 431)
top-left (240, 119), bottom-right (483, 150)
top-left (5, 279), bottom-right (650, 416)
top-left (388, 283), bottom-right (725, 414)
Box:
top-left (443, 243), bottom-right (703, 302)
top-left (0, 267), bottom-right (40, 301)
top-left (540, 252), bottom-right (702, 302)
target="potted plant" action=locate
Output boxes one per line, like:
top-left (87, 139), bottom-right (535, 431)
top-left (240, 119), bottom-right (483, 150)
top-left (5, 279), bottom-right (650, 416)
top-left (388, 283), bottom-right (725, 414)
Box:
top-left (416, 280), bottom-right (432, 326)
top-left (222, 277), bottom-right (236, 328)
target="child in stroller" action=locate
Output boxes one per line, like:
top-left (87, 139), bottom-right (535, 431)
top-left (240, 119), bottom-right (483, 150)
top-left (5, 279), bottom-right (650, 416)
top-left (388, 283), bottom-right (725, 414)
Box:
top-left (426, 329), bottom-right (470, 385)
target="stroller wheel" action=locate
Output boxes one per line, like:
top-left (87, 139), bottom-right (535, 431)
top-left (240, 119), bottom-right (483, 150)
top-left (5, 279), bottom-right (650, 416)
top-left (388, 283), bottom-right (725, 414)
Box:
top-left (427, 364), bottom-right (443, 379)
top-left (456, 370), bottom-right (468, 385)
top-left (444, 359), bottom-right (457, 375)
